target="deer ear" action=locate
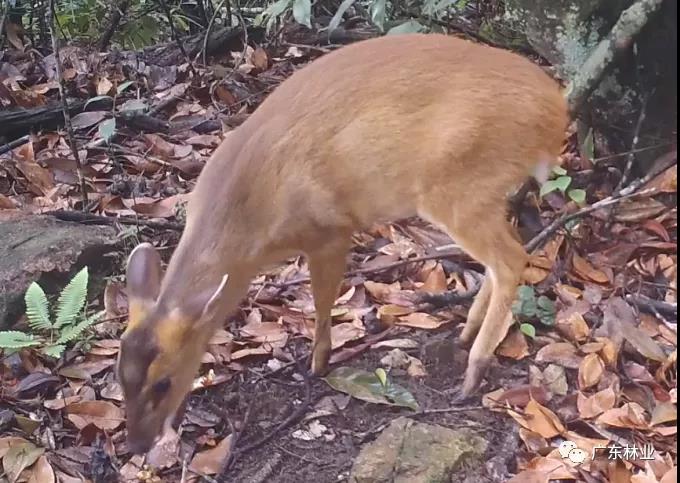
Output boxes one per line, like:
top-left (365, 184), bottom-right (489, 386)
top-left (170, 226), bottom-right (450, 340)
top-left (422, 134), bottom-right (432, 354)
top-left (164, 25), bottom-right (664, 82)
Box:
top-left (126, 243), bottom-right (162, 316)
top-left (182, 274), bottom-right (229, 326)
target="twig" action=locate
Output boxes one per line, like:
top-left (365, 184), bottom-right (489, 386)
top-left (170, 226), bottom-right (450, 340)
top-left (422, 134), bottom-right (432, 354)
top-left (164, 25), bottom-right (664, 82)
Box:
top-left (48, 209), bottom-right (184, 231)
top-left (202, 0), bottom-right (228, 65)
top-left (566, 0), bottom-right (665, 114)
top-left (626, 294), bottom-right (677, 320)
top-left (268, 248), bottom-right (465, 289)
top-left (156, 0), bottom-right (198, 77)
top-left (0, 135), bottom-right (30, 156)
top-left (526, 152), bottom-right (677, 253)
top-left (414, 405), bottom-right (484, 416)
top-left (217, 357), bottom-right (314, 480)
top-left (48, 0), bottom-right (89, 210)
top-left (617, 93), bottom-right (652, 191)
top-left (0, 0), bottom-right (8, 42)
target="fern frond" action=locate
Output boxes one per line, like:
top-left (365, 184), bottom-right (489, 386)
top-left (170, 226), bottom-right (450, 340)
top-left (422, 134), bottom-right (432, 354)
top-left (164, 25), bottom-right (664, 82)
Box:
top-left (42, 344), bottom-right (66, 358)
top-left (54, 267), bottom-right (89, 329)
top-left (24, 282), bottom-right (52, 332)
top-left (0, 331), bottom-right (42, 349)
top-left (55, 310), bottom-right (103, 345)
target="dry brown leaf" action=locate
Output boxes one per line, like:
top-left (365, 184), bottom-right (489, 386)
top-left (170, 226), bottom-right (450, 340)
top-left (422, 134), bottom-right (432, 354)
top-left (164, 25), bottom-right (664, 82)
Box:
top-left (650, 402), bottom-right (678, 426)
top-left (43, 396), bottom-right (81, 410)
top-left (189, 435), bottom-right (233, 475)
top-left (377, 304), bottom-right (413, 324)
top-left (497, 328), bottom-right (530, 360)
top-left (616, 198), bottom-right (667, 223)
top-left (251, 47), bottom-right (269, 70)
top-left (396, 312), bottom-right (446, 329)
top-left (16, 161), bottom-right (55, 196)
top-left (577, 387), bottom-right (617, 419)
top-left (330, 321), bottom-right (366, 349)
top-left (0, 193), bottom-right (17, 209)
top-left (535, 342), bottom-right (582, 369)
top-left (578, 353), bottom-right (605, 390)
top-left (27, 455), bottom-right (54, 483)
top-left (65, 401), bottom-right (125, 431)
top-left (524, 456), bottom-right (575, 479)
top-left (510, 398), bottom-right (565, 438)
top-left (573, 254), bottom-right (609, 284)
top-left (420, 262), bottom-right (448, 293)
top-left (596, 402), bottom-right (649, 430)
top-left (363, 281), bottom-right (401, 302)
top-left (556, 312), bottom-right (591, 343)
top-left (519, 428), bottom-right (549, 453)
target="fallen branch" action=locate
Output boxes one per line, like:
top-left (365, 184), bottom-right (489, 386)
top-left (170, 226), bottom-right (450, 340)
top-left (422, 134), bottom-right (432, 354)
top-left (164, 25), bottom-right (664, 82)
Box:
top-left (566, 0), bottom-right (666, 114)
top-left (0, 135), bottom-right (30, 156)
top-left (627, 294), bottom-right (677, 320)
top-left (48, 209), bottom-right (184, 231)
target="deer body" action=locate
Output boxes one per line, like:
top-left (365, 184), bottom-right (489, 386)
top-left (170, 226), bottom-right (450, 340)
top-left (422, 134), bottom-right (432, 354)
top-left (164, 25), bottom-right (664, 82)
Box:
top-left (118, 33), bottom-right (568, 454)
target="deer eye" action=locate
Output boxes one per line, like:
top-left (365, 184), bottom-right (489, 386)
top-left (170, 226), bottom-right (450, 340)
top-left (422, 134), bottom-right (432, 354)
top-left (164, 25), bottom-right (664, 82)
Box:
top-left (151, 377), bottom-right (171, 402)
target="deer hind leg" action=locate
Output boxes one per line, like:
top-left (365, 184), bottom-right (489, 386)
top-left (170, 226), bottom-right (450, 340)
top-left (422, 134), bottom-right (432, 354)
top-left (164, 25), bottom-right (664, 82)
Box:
top-left (425, 204), bottom-right (528, 396)
top-left (459, 273), bottom-right (492, 347)
top-left (306, 237), bottom-right (350, 376)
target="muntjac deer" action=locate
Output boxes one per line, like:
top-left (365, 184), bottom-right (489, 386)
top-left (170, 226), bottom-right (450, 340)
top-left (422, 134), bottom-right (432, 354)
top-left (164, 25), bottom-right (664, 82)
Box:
top-left (117, 33), bottom-right (568, 454)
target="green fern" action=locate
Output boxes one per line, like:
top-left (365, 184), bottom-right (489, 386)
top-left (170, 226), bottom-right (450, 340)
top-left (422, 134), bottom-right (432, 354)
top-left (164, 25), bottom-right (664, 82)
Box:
top-left (0, 331), bottom-right (41, 349)
top-left (54, 267), bottom-right (89, 329)
top-left (43, 344), bottom-right (66, 358)
top-left (24, 282), bottom-right (53, 332)
top-left (55, 311), bottom-right (104, 345)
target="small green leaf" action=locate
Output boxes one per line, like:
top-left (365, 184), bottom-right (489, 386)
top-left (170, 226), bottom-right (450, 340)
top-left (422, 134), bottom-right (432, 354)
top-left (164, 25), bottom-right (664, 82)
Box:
top-left (512, 285), bottom-right (538, 318)
top-left (98, 118), bottom-right (116, 143)
top-left (520, 323), bottom-right (537, 339)
top-left (42, 344), bottom-right (66, 358)
top-left (537, 296), bottom-right (557, 326)
top-left (0, 331), bottom-right (41, 349)
top-left (387, 19), bottom-right (425, 35)
top-left (117, 80), bottom-right (135, 94)
top-left (54, 267), bottom-right (89, 329)
top-left (84, 95), bottom-right (113, 108)
top-left (540, 176), bottom-right (572, 197)
top-left (568, 189), bottom-right (587, 205)
top-left (552, 166), bottom-right (568, 176)
top-left (324, 366), bottom-right (419, 411)
top-left (24, 282), bottom-right (52, 332)
top-left (375, 367), bottom-right (388, 387)
top-left (292, 0), bottom-right (312, 28)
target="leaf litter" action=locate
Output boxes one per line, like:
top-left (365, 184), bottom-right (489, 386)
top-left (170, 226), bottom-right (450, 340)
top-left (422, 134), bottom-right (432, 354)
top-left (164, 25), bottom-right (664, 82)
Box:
top-left (0, 19), bottom-right (677, 483)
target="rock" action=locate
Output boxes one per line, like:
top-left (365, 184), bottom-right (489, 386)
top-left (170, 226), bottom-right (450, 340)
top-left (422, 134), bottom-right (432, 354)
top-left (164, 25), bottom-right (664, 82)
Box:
top-left (0, 213), bottom-right (118, 328)
top-left (349, 417), bottom-right (487, 483)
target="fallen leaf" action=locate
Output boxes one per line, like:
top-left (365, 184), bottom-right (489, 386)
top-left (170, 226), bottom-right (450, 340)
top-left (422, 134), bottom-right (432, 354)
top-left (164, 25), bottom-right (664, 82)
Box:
top-left (324, 366), bottom-right (419, 411)
top-left (27, 455), bottom-right (54, 483)
top-left (497, 327), bottom-right (530, 360)
top-left (65, 401), bottom-right (125, 431)
top-left (556, 312), bottom-right (591, 343)
top-left (577, 387), bottom-right (617, 419)
top-left (536, 342), bottom-right (582, 369)
top-left (573, 254), bottom-right (609, 284)
top-left (510, 398), bottom-right (565, 438)
top-left (420, 263), bottom-right (448, 293)
top-left (578, 353), bottom-right (605, 390)
top-left (2, 441), bottom-right (44, 483)
top-left (397, 312), bottom-right (446, 329)
top-left (597, 402), bottom-right (649, 430)
top-left (651, 402), bottom-right (678, 426)
top-left (189, 435), bottom-right (232, 475)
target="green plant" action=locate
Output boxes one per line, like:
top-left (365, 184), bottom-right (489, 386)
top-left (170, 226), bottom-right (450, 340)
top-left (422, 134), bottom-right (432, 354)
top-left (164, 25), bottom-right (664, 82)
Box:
top-left (540, 166), bottom-right (587, 205)
top-left (0, 267), bottom-right (103, 358)
top-left (512, 285), bottom-right (556, 338)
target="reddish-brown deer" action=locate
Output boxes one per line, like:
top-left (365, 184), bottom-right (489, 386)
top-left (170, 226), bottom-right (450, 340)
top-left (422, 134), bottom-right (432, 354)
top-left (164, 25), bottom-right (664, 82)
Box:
top-left (116, 33), bottom-right (568, 454)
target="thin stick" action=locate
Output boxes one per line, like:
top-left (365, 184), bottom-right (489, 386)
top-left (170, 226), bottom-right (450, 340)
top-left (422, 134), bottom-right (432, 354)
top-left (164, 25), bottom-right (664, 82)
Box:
top-left (157, 0), bottom-right (198, 77)
top-left (202, 0), bottom-right (227, 65)
top-left (48, 0), bottom-right (89, 210)
top-left (617, 93), bottom-right (651, 191)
